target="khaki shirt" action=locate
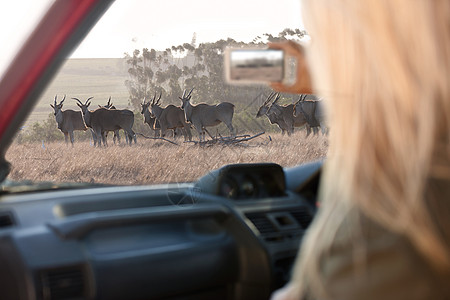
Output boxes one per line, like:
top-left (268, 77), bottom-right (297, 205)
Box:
top-left (317, 200), bottom-right (450, 300)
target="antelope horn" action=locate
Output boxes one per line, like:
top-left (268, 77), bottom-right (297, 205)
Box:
top-left (151, 91), bottom-right (156, 105)
top-left (294, 95), bottom-right (302, 105)
top-left (107, 96), bottom-right (111, 106)
top-left (264, 92), bottom-right (276, 105)
top-left (295, 94), bottom-right (306, 105)
top-left (72, 97), bottom-right (83, 105)
top-left (54, 95), bottom-right (58, 106)
top-left (156, 92), bottom-right (162, 105)
top-left (85, 96), bottom-right (94, 105)
top-left (60, 94), bottom-right (66, 105)
top-left (187, 88), bottom-right (194, 98)
top-left (272, 93), bottom-right (281, 104)
top-left (182, 89), bottom-right (187, 98)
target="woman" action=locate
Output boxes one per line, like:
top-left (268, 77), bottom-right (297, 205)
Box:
top-left (271, 0), bottom-right (450, 299)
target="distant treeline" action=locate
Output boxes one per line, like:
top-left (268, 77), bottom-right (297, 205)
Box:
top-left (124, 28), bottom-right (307, 110)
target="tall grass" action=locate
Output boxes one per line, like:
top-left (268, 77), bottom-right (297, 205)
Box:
top-left (5, 132), bottom-right (327, 185)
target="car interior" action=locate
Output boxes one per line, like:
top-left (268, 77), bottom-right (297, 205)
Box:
top-left (0, 1), bottom-right (322, 299)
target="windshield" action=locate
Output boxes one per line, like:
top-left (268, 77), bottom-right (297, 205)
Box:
top-left (4, 0), bottom-right (327, 186)
top-left (0, 1), bottom-right (54, 77)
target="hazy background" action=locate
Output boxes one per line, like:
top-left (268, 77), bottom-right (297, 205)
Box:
top-left (0, 0), bottom-right (304, 67)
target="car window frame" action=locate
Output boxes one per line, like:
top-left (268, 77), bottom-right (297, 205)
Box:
top-left (0, 0), bottom-right (114, 158)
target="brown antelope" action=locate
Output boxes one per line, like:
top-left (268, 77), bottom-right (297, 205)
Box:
top-left (73, 97), bottom-right (136, 146)
top-left (147, 92), bottom-right (192, 141)
top-left (256, 93), bottom-right (290, 135)
top-left (140, 99), bottom-right (161, 138)
top-left (293, 94), bottom-right (328, 135)
top-left (50, 95), bottom-right (93, 145)
top-left (266, 93), bottom-right (319, 137)
top-left (179, 88), bottom-right (235, 141)
top-left (98, 97), bottom-right (125, 144)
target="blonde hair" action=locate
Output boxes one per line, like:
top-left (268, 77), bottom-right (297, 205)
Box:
top-left (293, 0), bottom-right (450, 297)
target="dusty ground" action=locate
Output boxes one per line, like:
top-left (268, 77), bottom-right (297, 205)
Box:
top-left (5, 132), bottom-right (328, 185)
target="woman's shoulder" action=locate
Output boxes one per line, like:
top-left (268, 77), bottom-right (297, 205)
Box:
top-left (319, 207), bottom-right (450, 300)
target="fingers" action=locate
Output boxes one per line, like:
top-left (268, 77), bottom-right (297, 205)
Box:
top-left (270, 82), bottom-right (305, 94)
top-left (270, 284), bottom-right (302, 300)
top-left (268, 41), bottom-right (313, 94)
top-left (268, 40), bottom-right (304, 57)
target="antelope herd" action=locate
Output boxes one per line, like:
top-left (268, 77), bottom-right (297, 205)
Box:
top-left (257, 92), bottom-right (328, 137)
top-left (50, 89), bottom-right (328, 146)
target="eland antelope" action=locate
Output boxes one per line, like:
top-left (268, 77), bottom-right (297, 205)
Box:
top-left (147, 92), bottom-right (192, 141)
top-left (179, 88), bottom-right (235, 141)
top-left (50, 95), bottom-right (92, 145)
top-left (74, 97), bottom-right (136, 146)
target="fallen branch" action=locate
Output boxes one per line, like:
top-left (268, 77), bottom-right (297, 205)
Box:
top-left (229, 131), bottom-right (265, 143)
top-left (136, 133), bottom-right (179, 145)
top-left (186, 132), bottom-right (265, 146)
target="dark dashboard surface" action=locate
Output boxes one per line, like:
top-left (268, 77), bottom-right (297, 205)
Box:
top-left (0, 161), bottom-right (321, 300)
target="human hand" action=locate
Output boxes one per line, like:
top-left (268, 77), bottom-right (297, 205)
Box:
top-left (270, 283), bottom-right (301, 300)
top-left (268, 40), bottom-right (313, 94)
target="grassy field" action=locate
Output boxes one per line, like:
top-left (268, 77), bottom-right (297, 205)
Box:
top-left (5, 132), bottom-right (328, 185)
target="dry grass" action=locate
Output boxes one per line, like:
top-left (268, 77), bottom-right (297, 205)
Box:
top-left (5, 132), bottom-right (328, 185)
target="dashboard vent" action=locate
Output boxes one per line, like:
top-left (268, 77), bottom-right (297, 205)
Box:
top-left (246, 208), bottom-right (313, 243)
top-left (40, 266), bottom-right (85, 300)
top-left (0, 211), bottom-right (15, 228)
top-left (245, 212), bottom-right (275, 235)
top-left (290, 209), bottom-right (313, 229)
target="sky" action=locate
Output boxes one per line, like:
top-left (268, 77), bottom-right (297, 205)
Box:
top-left (0, 0), bottom-right (304, 72)
top-left (74, 0), bottom-right (304, 58)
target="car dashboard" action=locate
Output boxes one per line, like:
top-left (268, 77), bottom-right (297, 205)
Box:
top-left (0, 161), bottom-right (321, 300)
